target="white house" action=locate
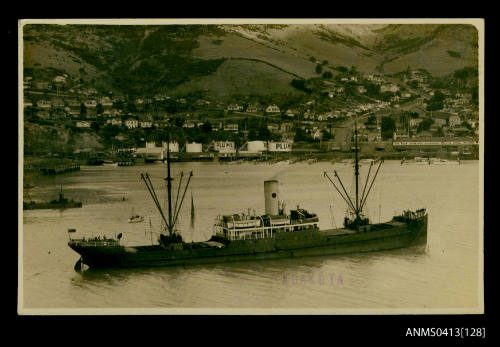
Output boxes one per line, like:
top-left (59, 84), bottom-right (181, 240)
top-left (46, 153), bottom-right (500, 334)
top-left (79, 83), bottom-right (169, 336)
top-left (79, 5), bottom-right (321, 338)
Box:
top-left (53, 75), bottom-right (67, 84)
top-left (449, 114), bottom-right (461, 127)
top-left (125, 118), bottom-right (139, 129)
top-left (106, 118), bottom-right (122, 126)
top-left (409, 118), bottom-right (423, 128)
top-left (380, 84), bottom-right (400, 93)
top-left (76, 121), bottom-right (91, 128)
top-left (266, 104), bottom-right (280, 113)
top-left (140, 121), bottom-right (153, 128)
top-left (100, 97), bottom-right (113, 107)
top-left (37, 100), bottom-right (51, 108)
top-left (84, 99), bottom-right (97, 108)
top-left (246, 103), bottom-right (260, 113)
top-left (223, 124), bottom-right (239, 132)
top-left (227, 104), bottom-right (243, 111)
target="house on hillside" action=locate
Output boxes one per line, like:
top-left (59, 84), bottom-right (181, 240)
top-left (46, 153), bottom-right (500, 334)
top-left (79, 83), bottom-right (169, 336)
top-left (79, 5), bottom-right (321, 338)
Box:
top-left (125, 118), bottom-right (139, 129)
top-left (409, 118), bottom-right (423, 128)
top-left (380, 84), bottom-right (400, 93)
top-left (35, 81), bottom-right (51, 90)
top-left (76, 121), bottom-right (91, 128)
top-left (267, 124), bottom-right (280, 133)
top-left (140, 121), bottom-right (153, 128)
top-left (84, 99), bottom-right (97, 108)
top-left (36, 100), bottom-right (51, 108)
top-left (51, 99), bottom-right (65, 108)
top-left (53, 75), bottom-right (67, 84)
top-left (223, 123), bottom-right (239, 132)
top-left (106, 118), bottom-right (122, 127)
top-left (266, 104), bottom-right (280, 113)
top-left (449, 114), bottom-right (462, 127)
top-left (246, 103), bottom-right (261, 113)
top-left (285, 109), bottom-right (298, 118)
top-left (100, 97), bottom-right (113, 108)
top-left (227, 104), bottom-right (243, 112)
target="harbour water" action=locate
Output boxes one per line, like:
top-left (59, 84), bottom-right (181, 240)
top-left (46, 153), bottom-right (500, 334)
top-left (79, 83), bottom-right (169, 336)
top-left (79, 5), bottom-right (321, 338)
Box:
top-left (20, 160), bottom-right (481, 311)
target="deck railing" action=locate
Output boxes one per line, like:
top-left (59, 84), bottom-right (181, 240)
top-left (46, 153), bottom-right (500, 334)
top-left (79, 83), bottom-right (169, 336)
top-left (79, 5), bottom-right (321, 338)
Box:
top-left (69, 240), bottom-right (120, 247)
top-left (215, 221), bottom-right (318, 241)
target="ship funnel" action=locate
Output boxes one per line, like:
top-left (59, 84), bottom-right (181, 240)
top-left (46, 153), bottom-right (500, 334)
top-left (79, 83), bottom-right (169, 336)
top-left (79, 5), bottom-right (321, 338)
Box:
top-left (264, 180), bottom-right (279, 215)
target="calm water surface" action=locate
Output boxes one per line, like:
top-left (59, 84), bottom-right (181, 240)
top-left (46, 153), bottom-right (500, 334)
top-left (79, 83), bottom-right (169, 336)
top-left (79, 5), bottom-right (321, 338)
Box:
top-left (21, 160), bottom-right (481, 310)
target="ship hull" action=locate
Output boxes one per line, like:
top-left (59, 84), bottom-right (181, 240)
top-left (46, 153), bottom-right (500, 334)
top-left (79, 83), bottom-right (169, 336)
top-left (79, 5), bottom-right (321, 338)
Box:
top-left (69, 215), bottom-right (427, 269)
top-left (24, 202), bottom-right (82, 210)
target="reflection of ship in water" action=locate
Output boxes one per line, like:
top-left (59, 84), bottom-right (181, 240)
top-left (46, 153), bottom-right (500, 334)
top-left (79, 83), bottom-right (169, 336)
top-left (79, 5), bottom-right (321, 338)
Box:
top-left (24, 186), bottom-right (82, 210)
top-left (68, 121), bottom-right (427, 270)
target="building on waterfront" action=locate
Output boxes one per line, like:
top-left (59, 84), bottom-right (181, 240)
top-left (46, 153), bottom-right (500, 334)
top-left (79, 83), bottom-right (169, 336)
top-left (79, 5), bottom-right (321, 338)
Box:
top-left (392, 137), bottom-right (478, 155)
top-left (213, 141), bottom-right (236, 157)
top-left (268, 141), bottom-right (293, 152)
top-left (186, 142), bottom-right (203, 153)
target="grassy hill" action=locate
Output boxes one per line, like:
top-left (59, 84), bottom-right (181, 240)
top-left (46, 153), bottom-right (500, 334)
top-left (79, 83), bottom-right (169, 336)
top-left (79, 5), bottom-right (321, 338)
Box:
top-left (23, 23), bottom-right (479, 97)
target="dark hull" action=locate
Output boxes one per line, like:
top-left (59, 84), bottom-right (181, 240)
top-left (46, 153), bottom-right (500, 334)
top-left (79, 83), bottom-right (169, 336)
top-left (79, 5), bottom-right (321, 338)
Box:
top-left (24, 202), bottom-right (82, 210)
top-left (70, 215), bottom-right (427, 269)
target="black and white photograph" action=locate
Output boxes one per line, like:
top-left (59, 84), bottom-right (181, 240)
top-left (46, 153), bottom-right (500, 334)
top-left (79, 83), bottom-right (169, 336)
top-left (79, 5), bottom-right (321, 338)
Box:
top-left (18, 18), bottom-right (484, 315)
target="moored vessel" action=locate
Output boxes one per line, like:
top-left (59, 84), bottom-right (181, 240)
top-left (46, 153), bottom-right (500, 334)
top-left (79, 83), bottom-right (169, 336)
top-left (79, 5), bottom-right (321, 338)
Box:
top-left (24, 187), bottom-right (82, 210)
top-left (68, 123), bottom-right (427, 270)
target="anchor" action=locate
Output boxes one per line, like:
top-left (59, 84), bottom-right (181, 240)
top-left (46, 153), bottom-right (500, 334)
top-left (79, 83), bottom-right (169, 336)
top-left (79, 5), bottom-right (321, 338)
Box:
top-left (74, 257), bottom-right (88, 272)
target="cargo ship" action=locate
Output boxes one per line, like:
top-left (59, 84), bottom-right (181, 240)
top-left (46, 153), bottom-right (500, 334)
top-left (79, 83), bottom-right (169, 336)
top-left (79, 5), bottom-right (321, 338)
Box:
top-left (24, 187), bottom-right (82, 210)
top-left (68, 122), bottom-right (427, 270)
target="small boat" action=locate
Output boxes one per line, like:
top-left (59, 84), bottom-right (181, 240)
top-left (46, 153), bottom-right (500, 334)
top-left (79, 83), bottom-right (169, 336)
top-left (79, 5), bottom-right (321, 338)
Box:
top-left (128, 215), bottom-right (144, 223)
top-left (102, 160), bottom-right (118, 167)
top-left (127, 208), bottom-right (144, 223)
top-left (429, 158), bottom-right (461, 165)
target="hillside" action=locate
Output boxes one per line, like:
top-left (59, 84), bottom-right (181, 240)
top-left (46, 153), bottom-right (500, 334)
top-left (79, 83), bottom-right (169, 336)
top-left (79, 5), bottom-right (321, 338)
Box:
top-left (23, 23), bottom-right (479, 97)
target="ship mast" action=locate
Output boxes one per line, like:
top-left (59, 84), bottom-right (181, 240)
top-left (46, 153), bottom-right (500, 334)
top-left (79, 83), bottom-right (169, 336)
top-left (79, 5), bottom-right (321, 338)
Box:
top-left (141, 134), bottom-right (193, 240)
top-left (166, 135), bottom-right (173, 235)
top-left (354, 116), bottom-right (360, 219)
top-left (323, 114), bottom-right (383, 228)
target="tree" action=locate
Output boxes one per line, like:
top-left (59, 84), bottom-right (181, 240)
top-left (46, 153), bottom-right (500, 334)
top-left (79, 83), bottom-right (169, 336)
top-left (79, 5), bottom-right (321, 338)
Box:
top-left (96, 103), bottom-right (104, 115)
top-left (417, 118), bottom-right (433, 132)
top-left (80, 103), bottom-right (87, 117)
top-left (366, 115), bottom-right (377, 126)
top-left (294, 128), bottom-right (312, 142)
top-left (321, 129), bottom-right (333, 140)
top-left (322, 60), bottom-right (329, 66)
top-left (381, 116), bottom-right (396, 140)
top-left (201, 121), bottom-right (212, 133)
top-left (322, 71), bottom-right (333, 79)
top-left (315, 64), bottom-right (323, 74)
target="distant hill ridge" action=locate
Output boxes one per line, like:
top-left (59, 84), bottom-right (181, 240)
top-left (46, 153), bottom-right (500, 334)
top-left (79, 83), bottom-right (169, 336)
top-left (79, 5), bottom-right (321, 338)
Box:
top-left (23, 24), bottom-right (478, 97)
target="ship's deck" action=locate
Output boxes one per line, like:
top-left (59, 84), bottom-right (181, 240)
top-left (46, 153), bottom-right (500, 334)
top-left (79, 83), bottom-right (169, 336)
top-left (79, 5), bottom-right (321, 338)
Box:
top-left (319, 228), bottom-right (356, 236)
top-left (320, 220), bottom-right (407, 236)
